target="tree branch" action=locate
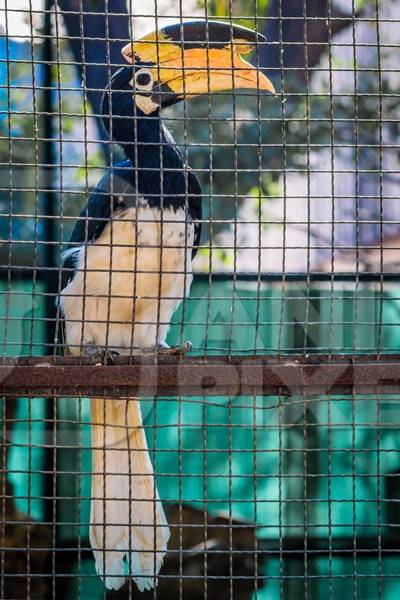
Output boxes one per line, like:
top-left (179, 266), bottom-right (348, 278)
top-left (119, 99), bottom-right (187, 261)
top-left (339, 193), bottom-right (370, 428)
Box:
top-left (56, 0), bottom-right (130, 157)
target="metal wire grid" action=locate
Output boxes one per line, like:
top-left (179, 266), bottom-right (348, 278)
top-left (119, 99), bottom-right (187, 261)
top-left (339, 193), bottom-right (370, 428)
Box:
top-left (0, 1), bottom-right (399, 599)
top-left (2, 385), bottom-right (400, 600)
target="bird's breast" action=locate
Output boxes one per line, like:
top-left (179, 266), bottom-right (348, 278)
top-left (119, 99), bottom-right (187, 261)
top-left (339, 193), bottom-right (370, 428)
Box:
top-left (92, 200), bottom-right (195, 276)
top-left (130, 201), bottom-right (193, 250)
top-left (60, 200), bottom-right (195, 353)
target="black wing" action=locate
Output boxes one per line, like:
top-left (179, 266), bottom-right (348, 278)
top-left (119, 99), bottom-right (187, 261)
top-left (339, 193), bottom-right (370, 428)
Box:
top-left (69, 161), bottom-right (135, 248)
top-left (58, 162), bottom-right (135, 353)
top-left (61, 161), bottom-right (135, 286)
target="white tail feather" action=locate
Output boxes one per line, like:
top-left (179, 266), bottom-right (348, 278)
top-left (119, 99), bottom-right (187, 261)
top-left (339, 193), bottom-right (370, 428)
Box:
top-left (90, 397), bottom-right (170, 591)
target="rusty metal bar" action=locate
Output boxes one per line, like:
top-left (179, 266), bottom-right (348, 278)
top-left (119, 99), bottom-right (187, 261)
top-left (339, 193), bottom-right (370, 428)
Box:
top-left (1, 354), bottom-right (400, 397)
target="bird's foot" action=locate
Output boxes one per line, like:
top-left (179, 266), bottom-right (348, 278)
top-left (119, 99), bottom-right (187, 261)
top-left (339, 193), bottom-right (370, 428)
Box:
top-left (156, 341), bottom-right (192, 355)
top-left (83, 344), bottom-right (120, 365)
top-left (156, 341), bottom-right (170, 350)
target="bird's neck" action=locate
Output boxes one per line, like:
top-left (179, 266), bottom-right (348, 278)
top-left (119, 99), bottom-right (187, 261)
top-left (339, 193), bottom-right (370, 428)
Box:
top-left (114, 115), bottom-right (187, 209)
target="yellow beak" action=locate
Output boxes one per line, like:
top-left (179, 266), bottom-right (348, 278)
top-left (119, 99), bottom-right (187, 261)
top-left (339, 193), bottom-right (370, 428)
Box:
top-left (148, 46), bottom-right (275, 97)
top-left (121, 22), bottom-right (275, 99)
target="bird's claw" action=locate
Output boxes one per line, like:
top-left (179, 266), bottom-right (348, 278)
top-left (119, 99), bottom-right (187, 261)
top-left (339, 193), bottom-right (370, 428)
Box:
top-left (83, 344), bottom-right (120, 365)
top-left (157, 341), bottom-right (192, 355)
top-left (178, 341), bottom-right (192, 354)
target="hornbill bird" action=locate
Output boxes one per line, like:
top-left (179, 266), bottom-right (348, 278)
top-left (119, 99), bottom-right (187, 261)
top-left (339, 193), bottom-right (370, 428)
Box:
top-left (60, 20), bottom-right (274, 591)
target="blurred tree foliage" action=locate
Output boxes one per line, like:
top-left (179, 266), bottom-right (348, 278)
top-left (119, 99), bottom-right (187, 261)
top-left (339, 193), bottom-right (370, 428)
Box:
top-left (206, 0), bottom-right (270, 29)
top-left (187, 0), bottom-right (399, 248)
top-left (0, 37), bottom-right (103, 265)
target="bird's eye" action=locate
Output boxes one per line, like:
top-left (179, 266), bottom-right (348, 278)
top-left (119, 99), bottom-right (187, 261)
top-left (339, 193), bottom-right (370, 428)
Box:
top-left (132, 68), bottom-right (153, 92)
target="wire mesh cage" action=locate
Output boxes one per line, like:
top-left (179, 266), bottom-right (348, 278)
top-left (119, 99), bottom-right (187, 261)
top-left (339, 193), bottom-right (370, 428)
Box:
top-left (0, 0), bottom-right (399, 599)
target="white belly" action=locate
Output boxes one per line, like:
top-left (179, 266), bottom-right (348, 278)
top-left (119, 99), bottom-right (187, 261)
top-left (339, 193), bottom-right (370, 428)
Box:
top-left (60, 205), bottom-right (193, 355)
